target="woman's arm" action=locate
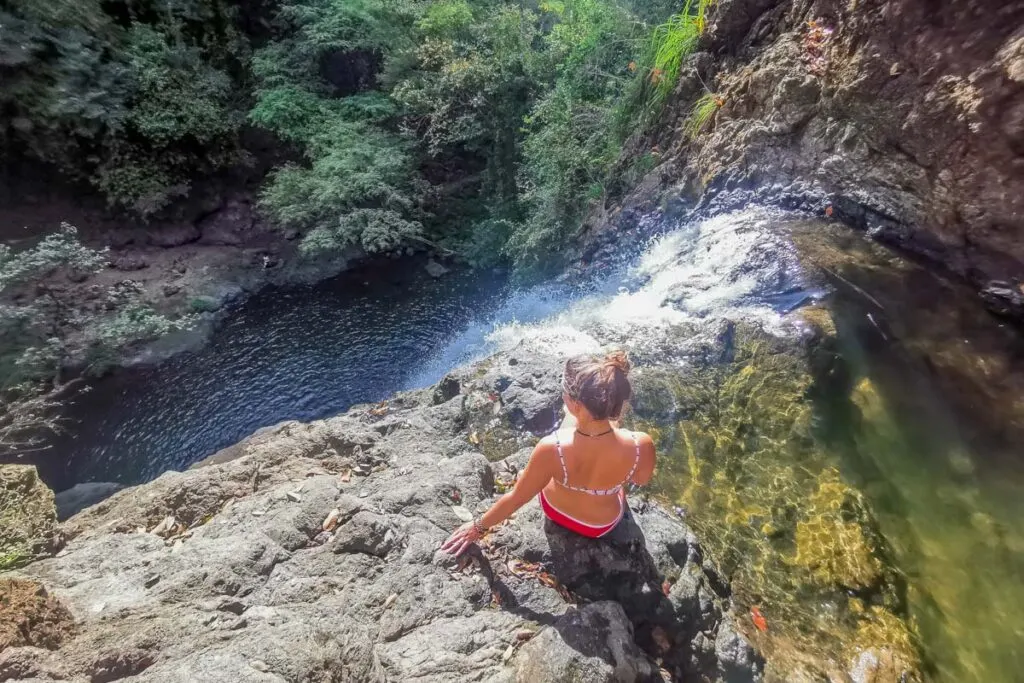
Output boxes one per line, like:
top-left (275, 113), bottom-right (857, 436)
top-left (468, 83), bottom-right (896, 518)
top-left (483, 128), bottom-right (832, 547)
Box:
top-left (441, 439), bottom-right (556, 555)
top-left (629, 432), bottom-right (657, 486)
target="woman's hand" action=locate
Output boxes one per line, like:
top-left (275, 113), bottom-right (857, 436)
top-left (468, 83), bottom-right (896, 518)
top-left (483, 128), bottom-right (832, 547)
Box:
top-left (441, 521), bottom-right (482, 556)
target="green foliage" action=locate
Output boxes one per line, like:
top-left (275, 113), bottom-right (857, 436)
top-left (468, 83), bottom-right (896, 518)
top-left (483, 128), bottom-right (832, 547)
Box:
top-left (684, 92), bottom-right (721, 139)
top-left (0, 0), bottom-right (251, 216)
top-left (0, 225), bottom-right (191, 453)
top-left (649, 0), bottom-right (711, 98)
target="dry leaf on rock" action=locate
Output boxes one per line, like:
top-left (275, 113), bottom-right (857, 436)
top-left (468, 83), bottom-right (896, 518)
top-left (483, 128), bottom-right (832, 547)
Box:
top-left (651, 626), bottom-right (671, 653)
top-left (451, 505), bottom-right (474, 522)
top-left (322, 508), bottom-right (342, 531)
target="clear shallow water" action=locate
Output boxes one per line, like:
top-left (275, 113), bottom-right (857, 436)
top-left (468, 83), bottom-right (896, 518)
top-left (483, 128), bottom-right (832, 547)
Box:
top-left (49, 208), bottom-right (1024, 681)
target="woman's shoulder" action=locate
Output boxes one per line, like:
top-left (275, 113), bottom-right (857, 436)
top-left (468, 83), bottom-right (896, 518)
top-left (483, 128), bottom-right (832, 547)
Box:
top-left (622, 428), bottom-right (655, 451)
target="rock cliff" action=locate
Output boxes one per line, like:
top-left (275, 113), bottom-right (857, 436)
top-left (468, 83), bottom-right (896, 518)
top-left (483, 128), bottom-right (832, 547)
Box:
top-left (0, 349), bottom-right (763, 682)
top-left (601, 0), bottom-right (1024, 320)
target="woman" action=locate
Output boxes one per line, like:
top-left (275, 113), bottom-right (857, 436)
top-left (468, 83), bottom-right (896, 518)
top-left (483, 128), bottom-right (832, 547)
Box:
top-left (442, 350), bottom-right (656, 555)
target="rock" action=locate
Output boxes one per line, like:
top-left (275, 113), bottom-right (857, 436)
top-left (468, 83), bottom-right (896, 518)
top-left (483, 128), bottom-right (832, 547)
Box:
top-left (188, 295), bottom-right (222, 313)
top-left (9, 361), bottom-right (764, 682)
top-left (54, 481), bottom-right (124, 521)
top-left (513, 601), bottom-right (658, 682)
top-left (147, 223), bottom-right (200, 247)
top-left (197, 199), bottom-right (254, 246)
top-left (425, 259), bottom-right (449, 278)
top-left (432, 373), bottom-right (461, 404)
top-left (161, 282), bottom-right (183, 297)
top-left (0, 465), bottom-right (61, 568)
top-left (980, 280), bottom-right (1024, 323)
top-left (87, 647), bottom-right (155, 683)
top-left (499, 364), bottom-right (563, 436)
top-left (109, 252), bottom-right (149, 271)
top-left (0, 579), bottom-right (75, 650)
top-left (714, 615), bottom-right (764, 682)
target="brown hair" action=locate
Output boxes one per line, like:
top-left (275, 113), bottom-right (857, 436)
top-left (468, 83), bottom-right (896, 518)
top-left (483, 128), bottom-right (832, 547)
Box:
top-left (562, 350), bottom-right (632, 420)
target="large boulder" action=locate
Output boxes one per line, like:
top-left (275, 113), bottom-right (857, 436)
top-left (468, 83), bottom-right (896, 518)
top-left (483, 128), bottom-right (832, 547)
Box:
top-left (8, 360), bottom-right (762, 682)
top-left (0, 465), bottom-right (61, 570)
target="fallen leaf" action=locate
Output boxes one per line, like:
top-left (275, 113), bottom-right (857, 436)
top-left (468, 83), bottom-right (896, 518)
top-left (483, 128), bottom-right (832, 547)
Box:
top-left (651, 626), bottom-right (672, 653)
top-left (662, 580), bottom-right (672, 597)
top-left (537, 572), bottom-right (558, 589)
top-left (515, 628), bottom-right (535, 641)
top-left (384, 593), bottom-right (398, 609)
top-left (287, 491), bottom-right (302, 502)
top-left (502, 644), bottom-right (516, 663)
top-left (150, 515), bottom-right (175, 537)
top-left (251, 509), bottom-right (265, 517)
top-left (340, 469), bottom-right (352, 483)
top-left (452, 505), bottom-right (474, 522)
top-left (825, 205), bottom-right (834, 217)
top-left (751, 606), bottom-right (768, 632)
top-left (469, 431), bottom-right (480, 445)
top-left (322, 508), bottom-right (342, 531)
top-left (491, 589), bottom-right (503, 606)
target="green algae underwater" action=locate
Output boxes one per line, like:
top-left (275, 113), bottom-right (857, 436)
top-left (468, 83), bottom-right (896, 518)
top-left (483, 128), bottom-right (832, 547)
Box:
top-left (630, 221), bottom-right (1024, 682)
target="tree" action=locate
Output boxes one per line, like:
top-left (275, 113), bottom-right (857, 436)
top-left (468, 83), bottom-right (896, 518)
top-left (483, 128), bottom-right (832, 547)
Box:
top-left (0, 224), bottom-right (191, 456)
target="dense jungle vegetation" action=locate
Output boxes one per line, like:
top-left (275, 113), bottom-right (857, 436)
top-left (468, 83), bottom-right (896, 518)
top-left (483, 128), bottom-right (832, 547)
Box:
top-left (0, 0), bottom-right (715, 453)
top-left (1, 0), bottom-right (715, 270)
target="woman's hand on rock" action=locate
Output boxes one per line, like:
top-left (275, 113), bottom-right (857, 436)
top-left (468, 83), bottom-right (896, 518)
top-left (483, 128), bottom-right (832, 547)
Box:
top-left (441, 521), bottom-right (481, 556)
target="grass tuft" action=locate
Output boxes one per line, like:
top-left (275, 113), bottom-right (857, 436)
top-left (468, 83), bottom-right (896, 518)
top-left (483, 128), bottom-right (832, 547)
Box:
top-left (683, 91), bottom-right (721, 139)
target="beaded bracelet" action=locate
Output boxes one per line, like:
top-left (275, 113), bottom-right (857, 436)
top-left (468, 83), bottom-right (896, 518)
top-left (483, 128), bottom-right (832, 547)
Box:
top-left (472, 518), bottom-right (487, 535)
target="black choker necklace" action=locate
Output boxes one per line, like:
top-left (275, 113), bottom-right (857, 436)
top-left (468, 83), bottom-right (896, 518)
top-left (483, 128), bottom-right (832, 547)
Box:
top-left (576, 427), bottom-right (614, 437)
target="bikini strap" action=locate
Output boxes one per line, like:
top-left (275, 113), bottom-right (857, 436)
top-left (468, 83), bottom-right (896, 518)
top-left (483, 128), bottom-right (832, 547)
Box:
top-left (554, 431), bottom-right (569, 485)
top-left (622, 431), bottom-right (642, 485)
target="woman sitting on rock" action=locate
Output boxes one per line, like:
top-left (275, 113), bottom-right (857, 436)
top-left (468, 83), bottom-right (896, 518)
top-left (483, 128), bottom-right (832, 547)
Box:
top-left (442, 351), bottom-right (656, 555)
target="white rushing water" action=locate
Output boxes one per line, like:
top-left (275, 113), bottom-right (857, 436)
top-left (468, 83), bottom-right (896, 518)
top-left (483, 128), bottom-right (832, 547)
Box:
top-left (407, 206), bottom-right (819, 386)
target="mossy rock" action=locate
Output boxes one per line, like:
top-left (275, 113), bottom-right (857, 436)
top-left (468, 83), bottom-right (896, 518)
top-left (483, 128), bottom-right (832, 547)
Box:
top-left (0, 465), bottom-right (61, 570)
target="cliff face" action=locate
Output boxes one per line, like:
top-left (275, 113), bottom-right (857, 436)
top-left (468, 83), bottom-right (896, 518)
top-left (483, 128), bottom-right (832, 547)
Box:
top-left (1, 349), bottom-right (763, 683)
top-left (619, 0), bottom-right (1024, 318)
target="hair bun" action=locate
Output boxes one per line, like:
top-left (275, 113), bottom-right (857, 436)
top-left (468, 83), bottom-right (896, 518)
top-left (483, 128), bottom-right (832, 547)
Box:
top-left (603, 350), bottom-right (631, 375)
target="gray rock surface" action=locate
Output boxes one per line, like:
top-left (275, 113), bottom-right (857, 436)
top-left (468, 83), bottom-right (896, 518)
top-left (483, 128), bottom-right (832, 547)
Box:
top-left (7, 352), bottom-right (762, 682)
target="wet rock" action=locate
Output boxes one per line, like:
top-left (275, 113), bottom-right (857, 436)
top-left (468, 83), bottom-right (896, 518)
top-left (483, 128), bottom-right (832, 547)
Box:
top-left (980, 280), bottom-right (1024, 323)
top-left (425, 259), bottom-right (449, 278)
top-left (197, 199), bottom-right (254, 246)
top-left (161, 282), bottom-right (183, 297)
top-left (110, 252), bottom-right (148, 271)
top-left (147, 224), bottom-right (200, 248)
top-left (433, 374), bottom-right (461, 404)
top-left (513, 601), bottom-right (658, 682)
top-left (54, 481), bottom-right (124, 521)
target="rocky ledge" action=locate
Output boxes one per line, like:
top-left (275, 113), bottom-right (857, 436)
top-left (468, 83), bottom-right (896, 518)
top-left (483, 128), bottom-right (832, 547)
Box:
top-left (1, 349), bottom-right (762, 683)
